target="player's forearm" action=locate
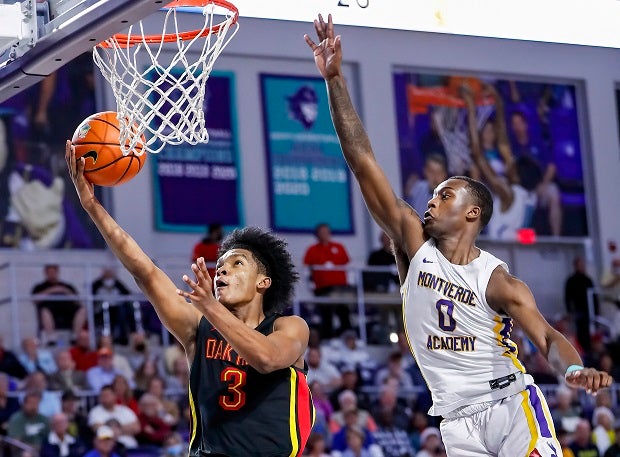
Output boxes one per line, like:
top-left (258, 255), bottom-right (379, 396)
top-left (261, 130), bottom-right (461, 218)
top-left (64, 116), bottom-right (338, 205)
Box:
top-left (326, 75), bottom-right (374, 171)
top-left (201, 304), bottom-right (288, 373)
top-left (545, 330), bottom-right (583, 375)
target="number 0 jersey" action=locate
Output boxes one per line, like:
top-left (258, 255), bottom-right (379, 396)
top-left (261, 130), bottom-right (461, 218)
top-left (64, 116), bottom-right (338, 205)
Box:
top-left (188, 314), bottom-right (314, 457)
top-left (402, 239), bottom-right (532, 416)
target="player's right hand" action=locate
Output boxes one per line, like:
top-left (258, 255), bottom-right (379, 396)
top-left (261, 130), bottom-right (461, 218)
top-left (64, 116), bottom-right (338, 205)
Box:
top-left (65, 140), bottom-right (96, 209)
top-left (304, 14), bottom-right (343, 81)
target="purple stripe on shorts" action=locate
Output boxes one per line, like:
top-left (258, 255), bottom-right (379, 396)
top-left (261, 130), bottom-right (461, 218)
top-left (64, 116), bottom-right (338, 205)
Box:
top-left (527, 385), bottom-right (552, 438)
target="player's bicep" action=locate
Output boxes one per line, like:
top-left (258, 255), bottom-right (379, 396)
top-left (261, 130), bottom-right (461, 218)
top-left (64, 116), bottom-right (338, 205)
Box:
top-left (489, 269), bottom-right (554, 353)
top-left (266, 316), bottom-right (310, 370)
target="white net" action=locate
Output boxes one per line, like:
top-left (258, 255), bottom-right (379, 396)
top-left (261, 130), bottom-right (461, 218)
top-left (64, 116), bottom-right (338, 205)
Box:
top-left (92, 1), bottom-right (239, 154)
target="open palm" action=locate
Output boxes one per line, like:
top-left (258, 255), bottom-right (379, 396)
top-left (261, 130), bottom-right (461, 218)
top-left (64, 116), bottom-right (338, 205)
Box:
top-left (304, 14), bottom-right (342, 80)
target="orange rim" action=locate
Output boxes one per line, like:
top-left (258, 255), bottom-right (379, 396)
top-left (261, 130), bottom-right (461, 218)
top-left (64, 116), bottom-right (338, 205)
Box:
top-left (98, 0), bottom-right (238, 48)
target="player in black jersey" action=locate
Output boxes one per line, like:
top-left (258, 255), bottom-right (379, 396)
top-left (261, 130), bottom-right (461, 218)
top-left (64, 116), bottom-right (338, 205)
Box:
top-left (66, 143), bottom-right (314, 456)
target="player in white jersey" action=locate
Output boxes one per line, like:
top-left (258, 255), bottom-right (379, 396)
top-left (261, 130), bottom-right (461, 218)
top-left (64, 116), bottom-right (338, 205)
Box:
top-left (305, 14), bottom-right (612, 457)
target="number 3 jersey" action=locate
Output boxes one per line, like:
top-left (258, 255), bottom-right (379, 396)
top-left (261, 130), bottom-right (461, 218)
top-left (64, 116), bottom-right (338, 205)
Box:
top-left (188, 314), bottom-right (314, 457)
top-left (402, 239), bottom-right (532, 416)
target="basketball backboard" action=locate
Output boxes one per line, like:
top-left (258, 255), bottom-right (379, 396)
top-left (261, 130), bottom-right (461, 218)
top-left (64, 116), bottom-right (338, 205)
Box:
top-left (0, 0), bottom-right (166, 103)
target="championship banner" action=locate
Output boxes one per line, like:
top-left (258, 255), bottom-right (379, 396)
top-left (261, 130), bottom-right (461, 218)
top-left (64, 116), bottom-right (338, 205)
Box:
top-left (260, 74), bottom-right (353, 233)
top-left (152, 72), bottom-right (243, 232)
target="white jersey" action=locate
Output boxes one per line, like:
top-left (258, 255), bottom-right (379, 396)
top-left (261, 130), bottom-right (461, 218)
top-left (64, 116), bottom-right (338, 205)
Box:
top-left (486, 184), bottom-right (537, 240)
top-left (402, 239), bottom-right (531, 416)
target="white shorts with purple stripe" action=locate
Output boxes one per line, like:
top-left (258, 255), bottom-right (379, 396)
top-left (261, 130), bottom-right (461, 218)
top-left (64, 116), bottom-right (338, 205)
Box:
top-left (440, 384), bottom-right (561, 457)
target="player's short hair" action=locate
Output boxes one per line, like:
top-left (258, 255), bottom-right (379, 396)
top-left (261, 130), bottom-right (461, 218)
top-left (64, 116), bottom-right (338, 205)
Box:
top-left (218, 227), bottom-right (299, 315)
top-left (452, 176), bottom-right (493, 229)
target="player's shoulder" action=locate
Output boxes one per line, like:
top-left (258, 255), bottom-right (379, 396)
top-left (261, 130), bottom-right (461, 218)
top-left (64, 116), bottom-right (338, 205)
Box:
top-left (488, 265), bottom-right (529, 302)
top-left (273, 314), bottom-right (310, 337)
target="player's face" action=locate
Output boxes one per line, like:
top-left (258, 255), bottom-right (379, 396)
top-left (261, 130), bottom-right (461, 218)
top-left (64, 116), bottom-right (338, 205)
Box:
top-left (214, 249), bottom-right (266, 307)
top-left (423, 179), bottom-right (474, 237)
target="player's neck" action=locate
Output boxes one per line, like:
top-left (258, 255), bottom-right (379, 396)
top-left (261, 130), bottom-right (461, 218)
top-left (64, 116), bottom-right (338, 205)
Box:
top-left (435, 235), bottom-right (479, 265)
top-left (229, 301), bottom-right (265, 328)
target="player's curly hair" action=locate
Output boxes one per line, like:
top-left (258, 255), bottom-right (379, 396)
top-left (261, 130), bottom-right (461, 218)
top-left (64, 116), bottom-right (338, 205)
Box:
top-left (218, 227), bottom-right (299, 315)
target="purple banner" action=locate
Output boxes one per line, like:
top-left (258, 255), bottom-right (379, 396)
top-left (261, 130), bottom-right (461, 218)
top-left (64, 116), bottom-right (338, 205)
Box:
top-left (152, 72), bottom-right (242, 232)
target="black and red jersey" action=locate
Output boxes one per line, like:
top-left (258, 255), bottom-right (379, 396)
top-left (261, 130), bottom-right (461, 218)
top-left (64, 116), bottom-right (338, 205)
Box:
top-left (188, 314), bottom-right (314, 457)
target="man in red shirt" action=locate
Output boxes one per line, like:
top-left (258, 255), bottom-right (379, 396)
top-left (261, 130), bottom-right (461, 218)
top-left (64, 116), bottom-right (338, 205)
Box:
top-left (303, 223), bottom-right (353, 337)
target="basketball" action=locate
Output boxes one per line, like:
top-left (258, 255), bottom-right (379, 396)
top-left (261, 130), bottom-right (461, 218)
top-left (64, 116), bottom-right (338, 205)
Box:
top-left (71, 111), bottom-right (147, 187)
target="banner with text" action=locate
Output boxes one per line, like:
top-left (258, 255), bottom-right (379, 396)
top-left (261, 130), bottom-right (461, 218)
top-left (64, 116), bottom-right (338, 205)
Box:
top-left (152, 72), bottom-right (242, 232)
top-left (260, 74), bottom-right (353, 233)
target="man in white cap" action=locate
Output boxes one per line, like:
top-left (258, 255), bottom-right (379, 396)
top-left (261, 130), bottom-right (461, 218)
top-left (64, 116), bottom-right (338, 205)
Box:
top-left (83, 425), bottom-right (121, 457)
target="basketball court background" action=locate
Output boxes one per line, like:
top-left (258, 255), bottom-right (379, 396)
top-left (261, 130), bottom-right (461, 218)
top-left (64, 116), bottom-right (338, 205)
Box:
top-left (0, 1), bottom-right (619, 341)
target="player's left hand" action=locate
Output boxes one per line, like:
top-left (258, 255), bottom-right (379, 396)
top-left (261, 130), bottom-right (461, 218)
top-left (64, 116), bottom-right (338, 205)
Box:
top-left (565, 367), bottom-right (613, 395)
top-left (178, 257), bottom-right (217, 313)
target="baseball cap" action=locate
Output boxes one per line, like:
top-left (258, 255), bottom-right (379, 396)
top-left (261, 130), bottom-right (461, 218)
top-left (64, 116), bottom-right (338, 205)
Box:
top-left (420, 427), bottom-right (441, 445)
top-left (96, 425), bottom-right (115, 440)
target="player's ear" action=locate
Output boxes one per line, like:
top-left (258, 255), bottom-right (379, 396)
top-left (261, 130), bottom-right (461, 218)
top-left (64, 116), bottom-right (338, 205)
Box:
top-left (257, 276), bottom-right (272, 292)
top-left (466, 205), bottom-right (481, 222)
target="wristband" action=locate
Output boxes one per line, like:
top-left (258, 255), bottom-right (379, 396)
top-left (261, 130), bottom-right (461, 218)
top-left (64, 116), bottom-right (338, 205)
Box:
top-left (565, 364), bottom-right (584, 376)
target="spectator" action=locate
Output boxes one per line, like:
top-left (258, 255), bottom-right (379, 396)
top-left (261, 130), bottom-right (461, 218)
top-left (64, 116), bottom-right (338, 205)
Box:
top-left (160, 432), bottom-right (187, 457)
top-left (0, 334), bottom-right (28, 379)
top-left (600, 257), bottom-right (620, 341)
top-left (407, 411), bottom-right (429, 453)
top-left (7, 391), bottom-right (50, 450)
top-left (550, 385), bottom-right (582, 433)
top-left (144, 376), bottom-right (179, 427)
top-left (134, 357), bottom-right (161, 395)
top-left (136, 393), bottom-right (172, 446)
top-left (16, 337), bottom-right (57, 376)
top-left (307, 347), bottom-right (342, 394)
top-left (564, 256), bottom-right (596, 351)
top-left (83, 425), bottom-right (122, 457)
top-left (86, 348), bottom-right (125, 393)
top-left (404, 154), bottom-right (448, 220)
top-left (40, 412), bottom-right (88, 457)
top-left (125, 332), bottom-right (150, 373)
top-left (23, 371), bottom-right (61, 417)
top-left (569, 419), bottom-right (600, 457)
top-left (48, 350), bottom-right (89, 392)
top-left (303, 222), bottom-right (353, 337)
top-left (60, 390), bottom-right (92, 443)
top-left (369, 384), bottom-right (410, 432)
top-left (304, 432), bottom-right (330, 457)
top-left (164, 355), bottom-right (189, 392)
top-left (111, 375), bottom-right (138, 416)
top-left (363, 232), bottom-right (399, 293)
top-left (87, 385), bottom-right (139, 449)
top-left (329, 390), bottom-right (377, 437)
top-left (161, 339), bottom-right (184, 377)
top-left (0, 373), bottom-right (20, 434)
top-left (604, 423), bottom-right (620, 457)
top-left (325, 330), bottom-right (370, 372)
top-left (592, 407), bottom-right (616, 456)
top-left (374, 352), bottom-right (414, 391)
top-left (329, 366), bottom-right (367, 412)
top-left (309, 380), bottom-right (334, 424)
top-left (415, 427), bottom-right (444, 457)
top-left (330, 410), bottom-right (379, 456)
top-left (69, 329), bottom-right (97, 372)
top-left (92, 267), bottom-right (133, 346)
top-left (31, 264), bottom-right (86, 345)
top-left (98, 335), bottom-right (134, 383)
top-left (191, 222), bottom-right (223, 278)
top-left (373, 408), bottom-right (414, 457)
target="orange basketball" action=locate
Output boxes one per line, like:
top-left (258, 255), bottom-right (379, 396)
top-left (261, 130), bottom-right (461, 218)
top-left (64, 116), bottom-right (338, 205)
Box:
top-left (71, 111), bottom-right (147, 187)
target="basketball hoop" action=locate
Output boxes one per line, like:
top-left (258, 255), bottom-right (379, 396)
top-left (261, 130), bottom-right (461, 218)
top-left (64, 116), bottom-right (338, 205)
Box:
top-left (93, 0), bottom-right (239, 154)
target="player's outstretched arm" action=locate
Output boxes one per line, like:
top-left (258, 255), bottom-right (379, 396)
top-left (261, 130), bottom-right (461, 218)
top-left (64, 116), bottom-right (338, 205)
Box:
top-left (304, 14), bottom-right (424, 256)
top-left (487, 266), bottom-right (613, 394)
top-left (65, 141), bottom-right (202, 352)
top-left (179, 258), bottom-right (309, 373)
